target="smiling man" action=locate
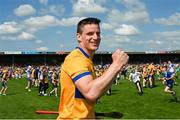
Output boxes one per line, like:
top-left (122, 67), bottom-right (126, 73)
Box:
top-left (57, 17), bottom-right (129, 119)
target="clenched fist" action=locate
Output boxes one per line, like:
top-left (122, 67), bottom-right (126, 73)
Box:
top-left (111, 49), bottom-right (129, 71)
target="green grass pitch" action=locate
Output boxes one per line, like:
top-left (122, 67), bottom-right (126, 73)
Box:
top-left (0, 73), bottom-right (180, 119)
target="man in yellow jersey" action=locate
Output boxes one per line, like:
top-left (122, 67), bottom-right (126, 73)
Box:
top-left (147, 62), bottom-right (155, 88)
top-left (57, 17), bottom-right (129, 119)
top-left (0, 68), bottom-right (9, 96)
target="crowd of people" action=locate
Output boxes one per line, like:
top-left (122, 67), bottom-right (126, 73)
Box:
top-left (0, 60), bottom-right (179, 99)
top-left (0, 65), bottom-right (60, 97)
top-left (25, 65), bottom-right (60, 97)
top-left (94, 60), bottom-right (179, 101)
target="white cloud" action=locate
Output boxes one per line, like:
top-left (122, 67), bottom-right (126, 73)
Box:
top-left (155, 40), bottom-right (162, 45)
top-left (132, 31), bottom-right (180, 51)
top-left (58, 17), bottom-right (85, 26)
top-left (17, 32), bottom-right (35, 40)
top-left (0, 21), bottom-right (35, 41)
top-left (114, 24), bottom-right (140, 36)
top-left (0, 32), bottom-right (35, 41)
top-left (117, 0), bottom-right (146, 11)
top-left (108, 9), bottom-right (149, 24)
top-left (23, 15), bottom-right (59, 32)
top-left (36, 46), bottom-right (49, 51)
top-left (154, 12), bottom-right (180, 26)
top-left (23, 16), bottom-right (84, 33)
top-left (0, 21), bottom-right (36, 41)
top-left (0, 21), bottom-right (21, 35)
top-left (0, 36), bottom-right (17, 41)
top-left (40, 5), bottom-right (65, 16)
top-left (56, 31), bottom-right (62, 34)
top-left (103, 34), bottom-right (131, 44)
top-left (101, 23), bottom-right (113, 30)
top-left (155, 31), bottom-right (180, 41)
top-left (108, 0), bottom-right (149, 24)
top-left (72, 0), bottom-right (107, 16)
top-left (35, 40), bottom-right (43, 44)
top-left (99, 34), bottom-right (132, 51)
top-left (14, 4), bottom-right (36, 17)
top-left (59, 44), bottom-right (64, 49)
top-left (39, 0), bottom-right (48, 5)
top-left (100, 30), bottom-right (180, 51)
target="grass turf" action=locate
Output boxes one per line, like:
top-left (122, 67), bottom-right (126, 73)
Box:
top-left (0, 73), bottom-right (180, 119)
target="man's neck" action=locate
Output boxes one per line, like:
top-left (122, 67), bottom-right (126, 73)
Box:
top-left (78, 46), bottom-right (95, 58)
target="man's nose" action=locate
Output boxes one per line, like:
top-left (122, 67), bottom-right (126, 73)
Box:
top-left (93, 33), bottom-right (100, 39)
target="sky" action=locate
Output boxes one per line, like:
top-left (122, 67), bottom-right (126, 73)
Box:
top-left (0, 0), bottom-right (180, 52)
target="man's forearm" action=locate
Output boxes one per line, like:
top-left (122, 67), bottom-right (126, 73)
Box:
top-left (89, 63), bottom-right (123, 99)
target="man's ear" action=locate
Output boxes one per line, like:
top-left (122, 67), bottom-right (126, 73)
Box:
top-left (77, 33), bottom-right (82, 43)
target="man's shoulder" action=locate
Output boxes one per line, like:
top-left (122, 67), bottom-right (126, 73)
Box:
top-left (65, 49), bottom-right (84, 60)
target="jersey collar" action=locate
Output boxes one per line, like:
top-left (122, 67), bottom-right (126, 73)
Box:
top-left (77, 47), bottom-right (89, 58)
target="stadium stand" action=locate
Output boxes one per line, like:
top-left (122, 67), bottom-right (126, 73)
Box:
top-left (0, 51), bottom-right (179, 66)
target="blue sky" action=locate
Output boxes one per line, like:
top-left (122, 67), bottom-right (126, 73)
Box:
top-left (0, 0), bottom-right (179, 52)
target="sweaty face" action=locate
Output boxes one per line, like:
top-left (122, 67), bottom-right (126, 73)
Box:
top-left (77, 24), bottom-right (101, 52)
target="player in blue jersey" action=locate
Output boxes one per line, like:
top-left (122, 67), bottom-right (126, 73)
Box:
top-left (25, 65), bottom-right (32, 92)
top-left (161, 66), bottom-right (177, 102)
top-left (168, 61), bottom-right (177, 85)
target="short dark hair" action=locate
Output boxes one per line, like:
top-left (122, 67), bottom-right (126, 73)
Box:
top-left (77, 17), bottom-right (101, 34)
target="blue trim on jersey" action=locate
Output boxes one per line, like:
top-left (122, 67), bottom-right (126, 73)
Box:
top-left (75, 87), bottom-right (85, 99)
top-left (73, 72), bottom-right (91, 83)
top-left (77, 47), bottom-right (89, 58)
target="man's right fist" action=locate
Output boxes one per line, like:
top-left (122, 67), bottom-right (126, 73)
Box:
top-left (111, 49), bottom-right (129, 71)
